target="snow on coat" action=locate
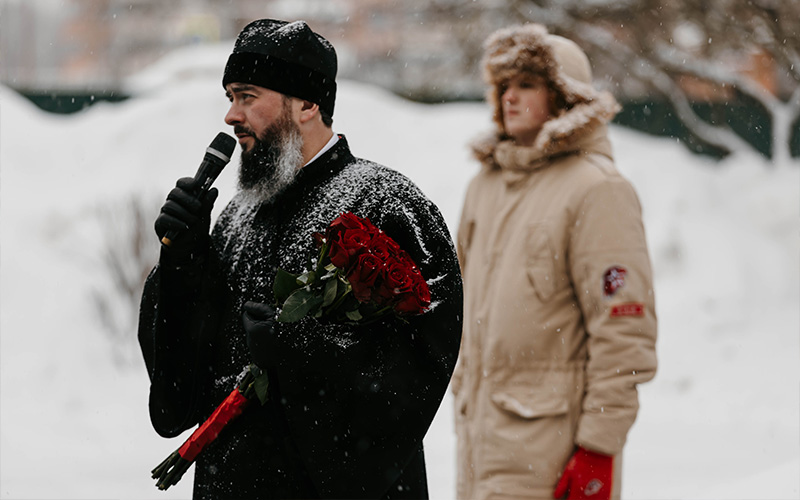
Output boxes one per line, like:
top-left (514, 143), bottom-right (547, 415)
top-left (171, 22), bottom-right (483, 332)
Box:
top-left (139, 136), bottom-right (463, 499)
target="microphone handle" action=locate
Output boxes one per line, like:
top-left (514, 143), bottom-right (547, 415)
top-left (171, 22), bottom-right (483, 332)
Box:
top-left (161, 234), bottom-right (176, 247)
top-left (160, 180), bottom-right (213, 248)
top-left (161, 132), bottom-right (235, 248)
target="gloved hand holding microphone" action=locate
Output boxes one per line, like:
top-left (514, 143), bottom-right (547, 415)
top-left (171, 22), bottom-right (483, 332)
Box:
top-left (154, 132), bottom-right (236, 263)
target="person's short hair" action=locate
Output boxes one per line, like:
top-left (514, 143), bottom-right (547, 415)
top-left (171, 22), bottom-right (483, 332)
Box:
top-left (320, 108), bottom-right (333, 128)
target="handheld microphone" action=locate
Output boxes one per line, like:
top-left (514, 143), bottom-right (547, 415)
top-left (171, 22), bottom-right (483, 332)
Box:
top-left (161, 132), bottom-right (237, 247)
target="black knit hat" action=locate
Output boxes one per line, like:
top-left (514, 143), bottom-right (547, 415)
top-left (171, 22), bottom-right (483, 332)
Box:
top-left (223, 19), bottom-right (337, 117)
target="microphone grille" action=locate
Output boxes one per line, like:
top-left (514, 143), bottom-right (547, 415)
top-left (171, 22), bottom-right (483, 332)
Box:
top-left (209, 132), bottom-right (237, 160)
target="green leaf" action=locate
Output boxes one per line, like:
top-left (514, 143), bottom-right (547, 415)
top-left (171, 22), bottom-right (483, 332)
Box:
top-left (297, 270), bottom-right (316, 286)
top-left (345, 309), bottom-right (363, 321)
top-left (277, 288), bottom-right (324, 323)
top-left (274, 268), bottom-right (303, 304)
top-left (323, 278), bottom-right (339, 307)
top-left (324, 263), bottom-right (337, 272)
top-left (253, 371), bottom-right (270, 405)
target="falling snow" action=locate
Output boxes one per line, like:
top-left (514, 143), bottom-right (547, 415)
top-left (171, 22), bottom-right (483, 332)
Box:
top-left (0, 42), bottom-right (798, 500)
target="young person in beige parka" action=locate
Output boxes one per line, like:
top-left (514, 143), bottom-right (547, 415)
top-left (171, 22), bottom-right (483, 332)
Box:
top-left (453, 24), bottom-right (658, 500)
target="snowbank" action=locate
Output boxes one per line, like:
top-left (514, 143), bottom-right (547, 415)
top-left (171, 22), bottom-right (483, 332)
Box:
top-left (1, 43), bottom-right (797, 499)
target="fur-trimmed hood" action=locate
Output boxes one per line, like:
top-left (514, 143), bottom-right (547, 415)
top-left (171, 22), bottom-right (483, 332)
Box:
top-left (473, 23), bottom-right (620, 169)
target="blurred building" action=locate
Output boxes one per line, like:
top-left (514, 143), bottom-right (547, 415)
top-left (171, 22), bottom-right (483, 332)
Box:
top-left (2, 0), bottom-right (232, 92)
top-left (2, 0), bottom-right (794, 161)
top-left (3, 0), bottom-right (786, 101)
top-left (0, 0), bottom-right (512, 108)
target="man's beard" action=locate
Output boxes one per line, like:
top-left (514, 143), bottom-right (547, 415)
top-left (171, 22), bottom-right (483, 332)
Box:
top-left (237, 101), bottom-right (303, 204)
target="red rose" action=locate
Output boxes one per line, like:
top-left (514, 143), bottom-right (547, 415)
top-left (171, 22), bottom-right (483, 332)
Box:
top-left (319, 212), bottom-right (431, 317)
top-left (328, 212), bottom-right (366, 236)
top-left (368, 234), bottom-right (394, 262)
top-left (362, 218), bottom-right (382, 238)
top-left (395, 249), bottom-right (421, 275)
top-left (327, 213), bottom-right (380, 243)
top-left (377, 260), bottom-right (415, 301)
top-left (329, 228), bottom-right (374, 270)
top-left (328, 233), bottom-right (350, 269)
top-left (347, 253), bottom-right (385, 303)
top-left (394, 277), bottom-right (431, 315)
top-left (342, 228), bottom-right (372, 255)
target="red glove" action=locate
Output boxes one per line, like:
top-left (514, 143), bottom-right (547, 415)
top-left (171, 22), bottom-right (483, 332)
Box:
top-left (553, 447), bottom-right (613, 499)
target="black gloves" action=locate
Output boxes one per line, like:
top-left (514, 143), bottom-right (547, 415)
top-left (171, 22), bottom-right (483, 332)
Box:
top-left (242, 301), bottom-right (279, 368)
top-left (155, 177), bottom-right (218, 263)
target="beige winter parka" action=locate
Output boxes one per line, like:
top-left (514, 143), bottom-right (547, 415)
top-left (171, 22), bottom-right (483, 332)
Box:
top-left (453, 25), bottom-right (657, 500)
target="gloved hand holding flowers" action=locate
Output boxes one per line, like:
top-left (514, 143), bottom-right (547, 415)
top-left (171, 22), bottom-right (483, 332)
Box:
top-left (149, 212), bottom-right (431, 490)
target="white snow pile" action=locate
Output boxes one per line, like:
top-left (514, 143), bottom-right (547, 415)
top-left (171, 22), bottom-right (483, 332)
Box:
top-left (1, 42), bottom-right (798, 499)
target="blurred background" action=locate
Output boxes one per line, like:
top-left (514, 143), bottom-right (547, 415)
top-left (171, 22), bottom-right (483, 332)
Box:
top-left (1, 1), bottom-right (798, 499)
top-left (2, 0), bottom-right (799, 160)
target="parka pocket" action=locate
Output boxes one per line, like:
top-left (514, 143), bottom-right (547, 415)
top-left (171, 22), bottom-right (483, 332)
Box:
top-left (490, 387), bottom-right (569, 419)
top-left (526, 224), bottom-right (557, 302)
top-left (482, 383), bottom-right (575, 489)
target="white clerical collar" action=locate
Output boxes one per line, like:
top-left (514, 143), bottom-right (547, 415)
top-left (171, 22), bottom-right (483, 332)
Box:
top-left (305, 133), bottom-right (340, 166)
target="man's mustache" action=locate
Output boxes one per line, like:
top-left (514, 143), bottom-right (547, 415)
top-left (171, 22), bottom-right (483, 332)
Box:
top-left (234, 125), bottom-right (256, 138)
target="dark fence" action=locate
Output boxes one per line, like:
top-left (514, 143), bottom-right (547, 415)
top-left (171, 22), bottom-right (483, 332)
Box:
top-left (613, 95), bottom-right (799, 160)
top-left (13, 87), bottom-right (800, 160)
top-left (16, 89), bottom-right (129, 114)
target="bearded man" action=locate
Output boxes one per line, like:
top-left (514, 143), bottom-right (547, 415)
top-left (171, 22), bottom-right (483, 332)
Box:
top-left (138, 19), bottom-right (463, 499)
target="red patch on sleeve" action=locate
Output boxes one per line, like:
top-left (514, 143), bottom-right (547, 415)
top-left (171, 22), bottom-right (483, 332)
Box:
top-left (603, 266), bottom-right (627, 297)
top-left (610, 303), bottom-right (645, 317)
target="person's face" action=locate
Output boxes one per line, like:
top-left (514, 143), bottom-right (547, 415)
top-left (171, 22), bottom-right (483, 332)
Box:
top-left (500, 74), bottom-right (552, 146)
top-left (224, 83), bottom-right (297, 152)
top-left (224, 82), bottom-right (304, 200)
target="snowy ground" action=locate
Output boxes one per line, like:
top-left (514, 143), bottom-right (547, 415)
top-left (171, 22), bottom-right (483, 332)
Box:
top-left (1, 43), bottom-right (798, 499)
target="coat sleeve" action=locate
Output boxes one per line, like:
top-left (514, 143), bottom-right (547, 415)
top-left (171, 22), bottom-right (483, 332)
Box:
top-left (137, 249), bottom-right (220, 438)
top-left (268, 195), bottom-right (463, 498)
top-left (568, 177), bottom-right (658, 456)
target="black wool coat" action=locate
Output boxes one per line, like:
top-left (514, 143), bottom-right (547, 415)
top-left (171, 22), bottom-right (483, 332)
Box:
top-left (139, 136), bottom-right (463, 499)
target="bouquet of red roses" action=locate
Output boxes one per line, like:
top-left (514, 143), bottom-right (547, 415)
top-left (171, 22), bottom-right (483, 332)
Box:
top-left (274, 211), bottom-right (431, 324)
top-left (150, 212), bottom-right (430, 490)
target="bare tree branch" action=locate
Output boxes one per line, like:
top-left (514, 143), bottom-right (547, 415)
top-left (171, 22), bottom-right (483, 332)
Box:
top-left (503, 0), bottom-right (800, 160)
